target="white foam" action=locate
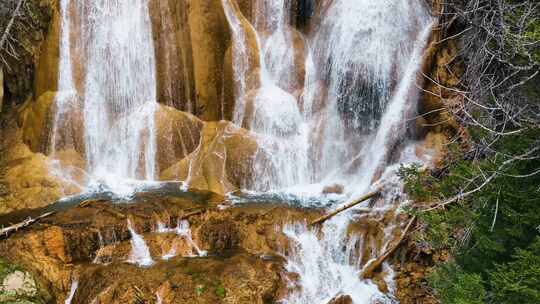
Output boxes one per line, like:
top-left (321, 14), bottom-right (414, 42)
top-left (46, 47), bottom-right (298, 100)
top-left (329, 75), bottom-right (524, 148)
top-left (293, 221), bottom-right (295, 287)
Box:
top-left (127, 219), bottom-right (154, 267)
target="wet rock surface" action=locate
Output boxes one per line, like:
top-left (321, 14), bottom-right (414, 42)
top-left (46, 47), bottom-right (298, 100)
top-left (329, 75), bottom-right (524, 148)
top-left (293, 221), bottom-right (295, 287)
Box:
top-left (0, 191), bottom-right (322, 303)
top-left (160, 121), bottom-right (261, 194)
top-left (327, 294), bottom-right (353, 304)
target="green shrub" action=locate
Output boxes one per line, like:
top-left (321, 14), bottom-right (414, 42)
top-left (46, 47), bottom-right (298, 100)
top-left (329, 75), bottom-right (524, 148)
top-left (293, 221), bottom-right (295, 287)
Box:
top-left (489, 237), bottom-right (540, 304)
top-left (429, 263), bottom-right (486, 304)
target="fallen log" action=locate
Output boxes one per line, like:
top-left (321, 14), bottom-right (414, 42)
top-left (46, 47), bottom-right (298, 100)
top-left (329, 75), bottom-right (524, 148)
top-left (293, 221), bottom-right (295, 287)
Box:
top-left (360, 216), bottom-right (416, 279)
top-left (0, 211), bottom-right (55, 237)
top-left (179, 208), bottom-right (206, 220)
top-left (100, 207), bottom-right (127, 219)
top-left (310, 189), bottom-right (381, 226)
top-left (79, 198), bottom-right (108, 208)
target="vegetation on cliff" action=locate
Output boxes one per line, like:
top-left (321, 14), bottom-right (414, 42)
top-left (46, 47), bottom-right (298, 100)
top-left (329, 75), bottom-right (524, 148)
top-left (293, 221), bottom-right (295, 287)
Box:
top-left (0, 0), bottom-right (52, 107)
top-left (406, 0), bottom-right (539, 303)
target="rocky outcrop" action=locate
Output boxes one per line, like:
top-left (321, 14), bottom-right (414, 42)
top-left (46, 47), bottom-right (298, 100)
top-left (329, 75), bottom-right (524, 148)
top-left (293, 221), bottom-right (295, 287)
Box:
top-left (417, 4), bottom-right (465, 141)
top-left (392, 239), bottom-right (450, 304)
top-left (34, 1), bottom-right (60, 98)
top-left (188, 0), bottom-right (231, 120)
top-left (19, 91), bottom-right (84, 155)
top-left (19, 91), bottom-right (55, 153)
top-left (0, 142), bottom-right (81, 214)
top-left (0, 194), bottom-right (320, 303)
top-left (160, 121), bottom-right (259, 195)
top-left (154, 105), bottom-right (204, 174)
top-left (327, 295), bottom-right (353, 304)
top-left (0, 93), bottom-right (85, 214)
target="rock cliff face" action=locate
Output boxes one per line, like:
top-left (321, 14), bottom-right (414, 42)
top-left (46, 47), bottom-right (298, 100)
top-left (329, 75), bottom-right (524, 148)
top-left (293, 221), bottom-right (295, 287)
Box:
top-left (414, 0), bottom-right (468, 165)
top-left (160, 121), bottom-right (260, 195)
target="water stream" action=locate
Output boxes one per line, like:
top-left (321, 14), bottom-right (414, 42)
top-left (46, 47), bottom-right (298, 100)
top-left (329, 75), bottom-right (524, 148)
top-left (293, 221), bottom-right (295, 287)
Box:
top-left (127, 219), bottom-right (155, 267)
top-left (156, 219), bottom-right (207, 259)
top-left (64, 279), bottom-right (78, 304)
top-left (51, 0), bottom-right (158, 196)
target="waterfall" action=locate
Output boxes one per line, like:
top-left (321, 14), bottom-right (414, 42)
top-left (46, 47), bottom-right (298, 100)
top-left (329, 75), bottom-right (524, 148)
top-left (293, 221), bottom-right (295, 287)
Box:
top-left (222, 0), bottom-right (311, 192)
top-left (282, 223), bottom-right (391, 303)
top-left (64, 279), bottom-right (78, 304)
top-left (51, 0), bottom-right (76, 156)
top-left (223, 0), bottom-right (431, 198)
top-left (46, 0), bottom-right (434, 301)
top-left (223, 0), bottom-right (433, 302)
top-left (252, 0), bottom-right (297, 91)
top-left (280, 1), bottom-right (433, 301)
top-left (127, 219), bottom-right (154, 267)
top-left (175, 219), bottom-right (208, 257)
top-left (155, 219), bottom-right (207, 258)
top-left (309, 0), bottom-right (432, 190)
top-left (51, 0), bottom-right (158, 195)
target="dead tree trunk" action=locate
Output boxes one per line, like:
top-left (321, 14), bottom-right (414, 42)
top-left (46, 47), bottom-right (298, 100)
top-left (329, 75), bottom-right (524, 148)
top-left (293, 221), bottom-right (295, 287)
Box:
top-left (360, 216), bottom-right (416, 279)
top-left (310, 189), bottom-right (381, 226)
top-left (0, 211), bottom-right (54, 237)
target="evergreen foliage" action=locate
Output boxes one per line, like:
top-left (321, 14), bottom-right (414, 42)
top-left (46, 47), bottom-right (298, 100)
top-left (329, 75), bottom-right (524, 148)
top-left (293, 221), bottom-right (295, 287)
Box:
top-left (405, 1), bottom-right (539, 302)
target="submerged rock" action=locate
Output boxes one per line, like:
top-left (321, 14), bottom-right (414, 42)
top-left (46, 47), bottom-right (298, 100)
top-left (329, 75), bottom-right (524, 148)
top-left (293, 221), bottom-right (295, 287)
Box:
top-left (327, 294), bottom-right (353, 304)
top-left (322, 184), bottom-right (344, 195)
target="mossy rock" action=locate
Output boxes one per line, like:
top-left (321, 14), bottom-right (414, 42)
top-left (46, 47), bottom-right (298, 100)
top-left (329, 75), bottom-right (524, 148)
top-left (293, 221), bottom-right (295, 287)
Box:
top-left (0, 260), bottom-right (52, 304)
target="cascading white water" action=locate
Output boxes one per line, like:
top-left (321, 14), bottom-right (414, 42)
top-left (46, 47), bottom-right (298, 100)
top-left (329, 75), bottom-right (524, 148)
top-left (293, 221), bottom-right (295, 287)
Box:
top-left (82, 0), bottom-right (158, 191)
top-left (51, 0), bottom-right (158, 195)
top-left (222, 0), bottom-right (312, 192)
top-left (252, 0), bottom-right (298, 91)
top-left (64, 279), bottom-right (78, 304)
top-left (283, 222), bottom-right (391, 303)
top-left (279, 2), bottom-right (433, 302)
top-left (308, 0), bottom-right (432, 191)
top-left (175, 219), bottom-right (208, 257)
top-left (127, 219), bottom-right (154, 267)
top-left (156, 219), bottom-right (207, 259)
top-left (224, 0), bottom-right (431, 197)
top-left (224, 0), bottom-right (433, 302)
top-left (51, 0), bottom-right (76, 155)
